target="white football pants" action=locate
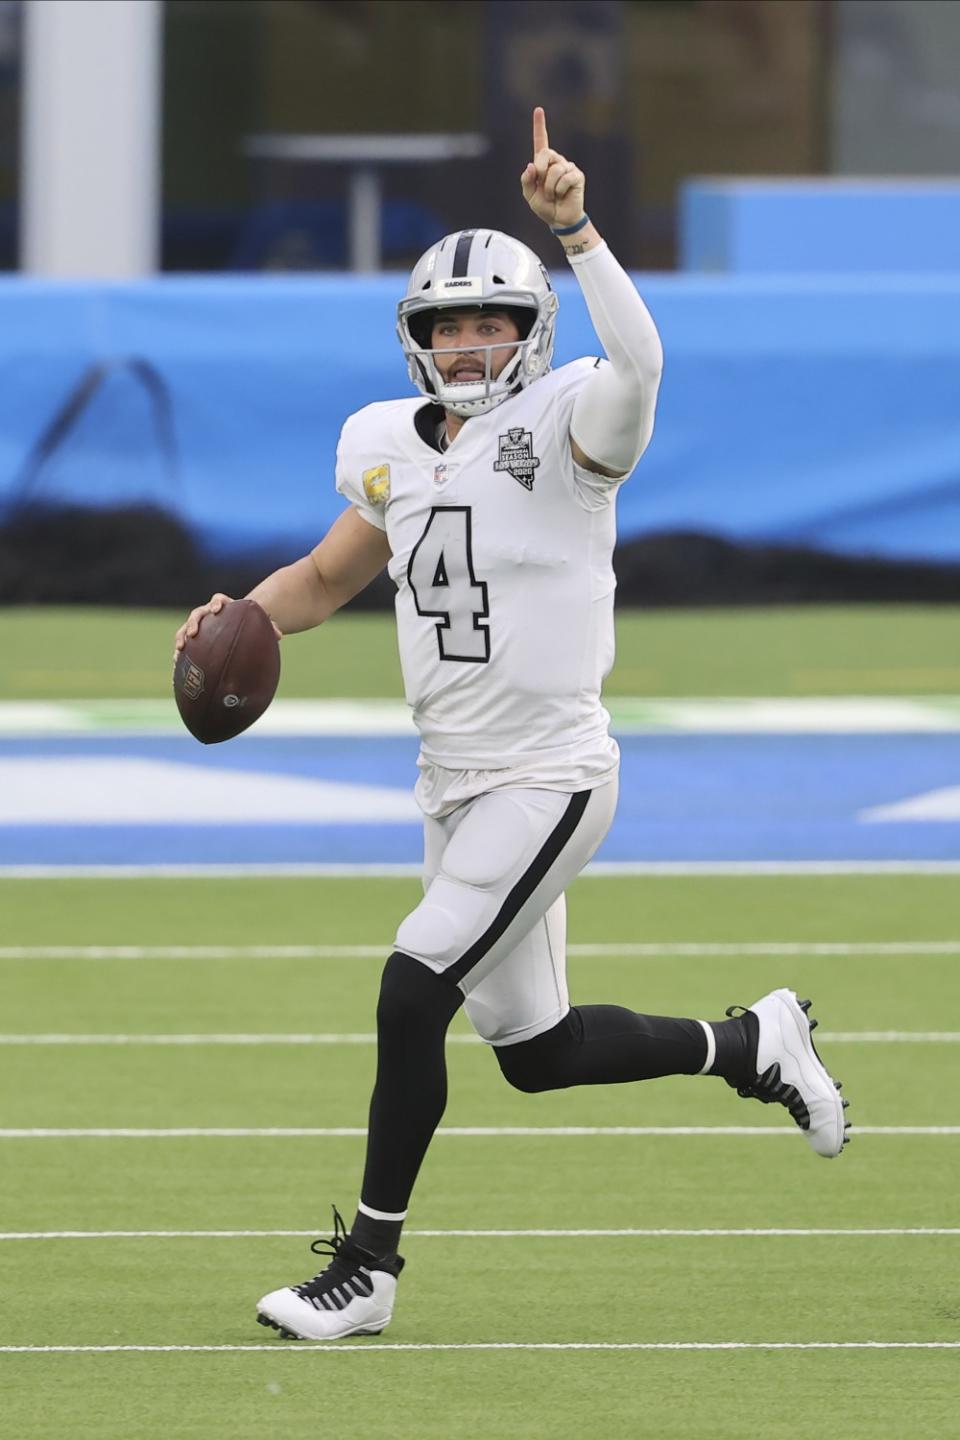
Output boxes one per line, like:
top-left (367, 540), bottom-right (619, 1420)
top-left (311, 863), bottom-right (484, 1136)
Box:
top-left (394, 776), bottom-right (618, 1046)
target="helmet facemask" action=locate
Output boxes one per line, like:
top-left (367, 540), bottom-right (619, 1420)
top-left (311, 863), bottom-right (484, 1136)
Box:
top-left (397, 229), bottom-right (560, 417)
top-left (399, 300), bottom-right (556, 418)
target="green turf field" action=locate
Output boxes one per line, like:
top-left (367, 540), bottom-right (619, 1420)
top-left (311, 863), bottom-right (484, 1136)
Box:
top-left (1, 873), bottom-right (957, 1437)
top-left (2, 604), bottom-right (958, 1435)
top-left (3, 603), bottom-right (960, 699)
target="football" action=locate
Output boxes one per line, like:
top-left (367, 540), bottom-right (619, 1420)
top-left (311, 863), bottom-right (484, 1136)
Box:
top-left (173, 598), bottom-right (281, 744)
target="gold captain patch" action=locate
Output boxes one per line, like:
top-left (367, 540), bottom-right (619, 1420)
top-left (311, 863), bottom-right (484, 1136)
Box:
top-left (362, 463), bottom-right (391, 506)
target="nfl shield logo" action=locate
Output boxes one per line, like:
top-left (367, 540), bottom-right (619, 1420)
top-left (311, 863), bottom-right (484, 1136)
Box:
top-left (180, 658), bottom-right (204, 700)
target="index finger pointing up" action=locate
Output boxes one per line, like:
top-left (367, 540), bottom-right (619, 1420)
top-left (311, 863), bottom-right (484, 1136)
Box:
top-left (533, 105), bottom-right (549, 156)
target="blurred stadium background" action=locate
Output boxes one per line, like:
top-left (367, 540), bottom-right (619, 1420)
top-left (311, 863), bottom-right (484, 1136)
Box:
top-left (1, 3), bottom-right (958, 1436)
top-left (2, 0), bottom-right (960, 604)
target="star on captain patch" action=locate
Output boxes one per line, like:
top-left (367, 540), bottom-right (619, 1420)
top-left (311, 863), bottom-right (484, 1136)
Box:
top-left (493, 427), bottom-right (540, 491)
top-left (362, 463), bottom-right (391, 506)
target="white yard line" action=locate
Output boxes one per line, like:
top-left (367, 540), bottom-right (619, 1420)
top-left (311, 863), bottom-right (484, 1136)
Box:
top-left (815, 1032), bottom-right (960, 1042)
top-left (4, 861), bottom-right (960, 878)
top-left (2, 940), bottom-right (959, 960)
top-left (0, 944), bottom-right (392, 959)
top-left (3, 1341), bottom-right (959, 1353)
top-left (580, 941), bottom-right (960, 956)
top-left (0, 1125), bottom-right (955, 1139)
top-left (0, 1033), bottom-right (410, 1046)
top-left (3, 694), bottom-right (960, 737)
top-left (0, 1030), bottom-right (955, 1047)
top-left (1, 1227), bottom-right (957, 1241)
top-left (0, 864), bottom-right (424, 880)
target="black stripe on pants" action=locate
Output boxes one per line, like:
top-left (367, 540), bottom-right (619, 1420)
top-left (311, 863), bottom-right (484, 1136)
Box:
top-left (445, 790), bottom-right (591, 987)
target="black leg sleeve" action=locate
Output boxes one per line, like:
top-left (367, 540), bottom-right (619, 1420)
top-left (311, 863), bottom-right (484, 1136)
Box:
top-left (358, 951), bottom-right (464, 1217)
top-left (495, 1004), bottom-right (709, 1093)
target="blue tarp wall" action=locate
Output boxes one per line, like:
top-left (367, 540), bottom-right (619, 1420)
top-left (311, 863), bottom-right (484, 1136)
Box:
top-left (2, 272), bottom-right (960, 564)
top-left (679, 179), bottom-right (960, 275)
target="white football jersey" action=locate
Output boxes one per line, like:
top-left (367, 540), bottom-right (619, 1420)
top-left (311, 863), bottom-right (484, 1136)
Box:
top-left (335, 358), bottom-right (622, 781)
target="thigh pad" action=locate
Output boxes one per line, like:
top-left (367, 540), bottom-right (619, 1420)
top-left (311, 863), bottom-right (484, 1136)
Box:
top-left (396, 793), bottom-right (546, 970)
top-left (439, 791), bottom-right (539, 889)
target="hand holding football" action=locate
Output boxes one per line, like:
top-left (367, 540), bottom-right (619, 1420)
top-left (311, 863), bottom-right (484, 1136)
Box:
top-left (173, 596), bottom-right (281, 744)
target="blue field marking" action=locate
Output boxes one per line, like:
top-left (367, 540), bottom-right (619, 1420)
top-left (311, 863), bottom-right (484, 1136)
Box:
top-left (2, 732), bottom-right (959, 868)
top-left (0, 734), bottom-right (421, 781)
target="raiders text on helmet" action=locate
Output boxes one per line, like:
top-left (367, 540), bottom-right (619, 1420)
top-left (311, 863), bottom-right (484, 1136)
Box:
top-left (396, 229), bottom-right (559, 418)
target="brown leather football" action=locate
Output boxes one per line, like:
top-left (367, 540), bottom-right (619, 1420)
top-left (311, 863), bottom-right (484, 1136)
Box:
top-left (173, 598), bottom-right (281, 744)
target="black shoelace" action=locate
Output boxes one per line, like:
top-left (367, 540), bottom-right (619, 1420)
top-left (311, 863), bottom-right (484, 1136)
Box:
top-left (724, 1005), bottom-right (811, 1131)
top-left (293, 1206), bottom-right (376, 1311)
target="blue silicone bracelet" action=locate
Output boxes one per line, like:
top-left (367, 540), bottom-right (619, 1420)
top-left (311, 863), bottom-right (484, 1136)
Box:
top-left (551, 214), bottom-right (590, 236)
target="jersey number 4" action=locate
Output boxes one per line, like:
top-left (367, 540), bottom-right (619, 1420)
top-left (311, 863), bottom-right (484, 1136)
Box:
top-left (407, 506), bottom-right (490, 663)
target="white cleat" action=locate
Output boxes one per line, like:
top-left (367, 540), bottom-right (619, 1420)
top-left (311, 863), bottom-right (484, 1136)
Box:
top-left (729, 988), bottom-right (849, 1158)
top-left (256, 1208), bottom-right (403, 1341)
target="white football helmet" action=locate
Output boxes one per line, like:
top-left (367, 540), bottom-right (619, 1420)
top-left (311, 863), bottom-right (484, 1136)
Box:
top-left (397, 229), bottom-right (559, 417)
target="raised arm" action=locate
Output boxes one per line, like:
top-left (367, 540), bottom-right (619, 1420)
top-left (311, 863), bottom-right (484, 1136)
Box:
top-left (521, 106), bottom-right (663, 479)
top-left (174, 507), bottom-right (391, 654)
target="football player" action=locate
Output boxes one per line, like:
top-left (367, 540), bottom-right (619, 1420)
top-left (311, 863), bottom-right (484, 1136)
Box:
top-left (176, 107), bottom-right (848, 1342)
